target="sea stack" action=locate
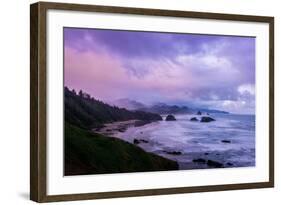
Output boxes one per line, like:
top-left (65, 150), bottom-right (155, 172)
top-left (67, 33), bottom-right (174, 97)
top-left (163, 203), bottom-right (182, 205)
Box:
top-left (165, 114), bottom-right (176, 121)
top-left (190, 117), bottom-right (198, 121)
top-left (200, 116), bottom-right (215, 122)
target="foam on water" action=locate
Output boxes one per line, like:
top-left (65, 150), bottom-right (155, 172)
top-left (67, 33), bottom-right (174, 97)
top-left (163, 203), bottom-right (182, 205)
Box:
top-left (113, 113), bottom-right (255, 169)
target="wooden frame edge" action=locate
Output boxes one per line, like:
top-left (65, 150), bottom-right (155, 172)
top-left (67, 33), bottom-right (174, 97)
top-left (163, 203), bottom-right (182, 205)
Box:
top-left (30, 1), bottom-right (274, 202)
top-left (269, 17), bottom-right (274, 188)
top-left (37, 1), bottom-right (274, 22)
top-left (40, 182), bottom-right (273, 203)
top-left (30, 2), bottom-right (40, 202)
top-left (30, 2), bottom-right (48, 202)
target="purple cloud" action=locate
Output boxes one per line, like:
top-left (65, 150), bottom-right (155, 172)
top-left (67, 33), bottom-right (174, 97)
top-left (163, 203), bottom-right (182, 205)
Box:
top-left (64, 27), bottom-right (255, 114)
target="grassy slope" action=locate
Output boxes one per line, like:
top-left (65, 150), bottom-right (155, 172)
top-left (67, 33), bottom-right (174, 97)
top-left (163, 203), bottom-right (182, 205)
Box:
top-left (65, 123), bottom-right (179, 175)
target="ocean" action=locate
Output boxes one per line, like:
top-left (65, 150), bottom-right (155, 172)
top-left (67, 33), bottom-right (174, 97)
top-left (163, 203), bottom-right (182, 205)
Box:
top-left (113, 113), bottom-right (255, 170)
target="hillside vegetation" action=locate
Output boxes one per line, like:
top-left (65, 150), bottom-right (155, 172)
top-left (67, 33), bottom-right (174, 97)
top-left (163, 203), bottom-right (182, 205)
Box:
top-left (64, 87), bottom-right (162, 130)
top-left (65, 123), bottom-right (179, 175)
top-left (64, 87), bottom-right (178, 175)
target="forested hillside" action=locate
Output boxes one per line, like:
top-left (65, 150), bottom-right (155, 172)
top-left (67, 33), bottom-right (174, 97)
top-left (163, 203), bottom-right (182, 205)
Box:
top-left (64, 87), bottom-right (162, 130)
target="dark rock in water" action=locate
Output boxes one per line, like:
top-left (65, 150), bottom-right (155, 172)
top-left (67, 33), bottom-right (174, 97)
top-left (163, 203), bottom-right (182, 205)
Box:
top-left (207, 160), bottom-right (223, 168)
top-left (197, 111), bottom-right (202, 115)
top-left (133, 139), bottom-right (140, 144)
top-left (216, 153), bottom-right (220, 156)
top-left (164, 151), bottom-right (182, 155)
top-left (140, 131), bottom-right (143, 134)
top-left (193, 158), bottom-right (206, 163)
top-left (204, 153), bottom-right (209, 155)
top-left (165, 114), bottom-right (176, 121)
top-left (139, 139), bottom-right (149, 143)
top-left (226, 162), bottom-right (233, 166)
top-left (118, 128), bottom-right (126, 132)
top-left (133, 138), bottom-right (149, 144)
top-left (221, 140), bottom-right (231, 143)
top-left (207, 113), bottom-right (210, 115)
top-left (200, 116), bottom-right (215, 122)
top-left (190, 117), bottom-right (198, 121)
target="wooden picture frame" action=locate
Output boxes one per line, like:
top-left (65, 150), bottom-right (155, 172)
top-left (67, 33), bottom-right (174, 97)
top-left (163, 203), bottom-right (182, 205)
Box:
top-left (30, 1), bottom-right (274, 202)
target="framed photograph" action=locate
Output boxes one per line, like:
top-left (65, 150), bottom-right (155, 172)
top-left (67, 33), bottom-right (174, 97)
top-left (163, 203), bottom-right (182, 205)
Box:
top-left (30, 1), bottom-right (274, 202)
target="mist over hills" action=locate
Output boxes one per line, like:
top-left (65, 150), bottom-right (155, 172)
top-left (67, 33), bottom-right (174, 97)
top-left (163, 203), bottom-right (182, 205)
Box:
top-left (112, 98), bottom-right (146, 111)
top-left (64, 85), bottom-right (228, 131)
top-left (112, 98), bottom-right (229, 115)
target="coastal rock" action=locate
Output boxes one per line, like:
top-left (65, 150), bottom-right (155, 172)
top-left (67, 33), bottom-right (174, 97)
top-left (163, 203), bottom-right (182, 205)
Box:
top-left (139, 139), bottom-right (149, 143)
top-left (197, 111), bottom-right (202, 115)
top-left (165, 114), bottom-right (176, 121)
top-left (164, 151), bottom-right (182, 155)
top-left (133, 139), bottom-right (140, 144)
top-left (193, 158), bottom-right (206, 163)
top-left (221, 140), bottom-right (231, 143)
top-left (190, 117), bottom-right (199, 121)
top-left (204, 152), bottom-right (209, 155)
top-left (117, 127), bottom-right (126, 132)
top-left (226, 162), bottom-right (233, 166)
top-left (200, 116), bottom-right (215, 122)
top-left (207, 160), bottom-right (223, 168)
top-left (133, 139), bottom-right (149, 144)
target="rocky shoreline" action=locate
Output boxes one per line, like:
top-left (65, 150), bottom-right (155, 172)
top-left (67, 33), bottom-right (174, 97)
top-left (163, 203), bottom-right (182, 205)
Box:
top-left (93, 119), bottom-right (154, 136)
top-left (93, 114), bottom-right (252, 170)
top-left (93, 114), bottom-right (218, 137)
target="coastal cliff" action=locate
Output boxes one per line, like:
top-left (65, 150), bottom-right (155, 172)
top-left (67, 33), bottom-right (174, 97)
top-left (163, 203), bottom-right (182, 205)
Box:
top-left (64, 87), bottom-right (179, 175)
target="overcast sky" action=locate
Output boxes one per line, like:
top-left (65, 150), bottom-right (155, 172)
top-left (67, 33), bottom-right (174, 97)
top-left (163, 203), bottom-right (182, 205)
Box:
top-left (64, 28), bottom-right (255, 114)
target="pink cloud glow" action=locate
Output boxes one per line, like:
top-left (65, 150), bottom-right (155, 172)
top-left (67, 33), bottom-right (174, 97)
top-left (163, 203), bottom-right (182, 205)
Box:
top-left (64, 46), bottom-right (195, 104)
top-left (64, 28), bottom-right (255, 113)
